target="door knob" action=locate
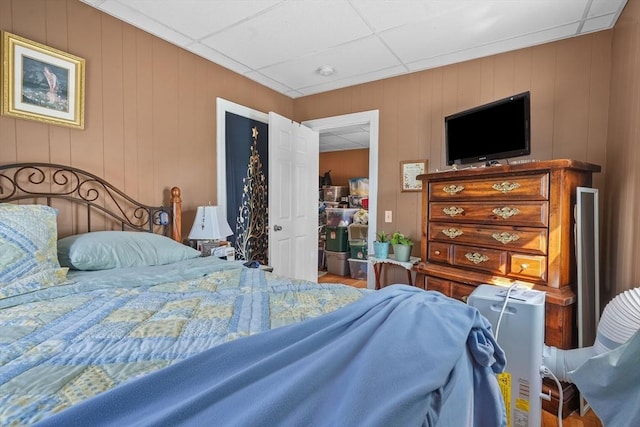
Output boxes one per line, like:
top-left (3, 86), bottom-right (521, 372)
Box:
top-left (274, 225), bottom-right (283, 232)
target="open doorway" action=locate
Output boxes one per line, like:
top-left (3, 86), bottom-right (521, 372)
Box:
top-left (216, 99), bottom-right (378, 288)
top-left (303, 110), bottom-right (379, 290)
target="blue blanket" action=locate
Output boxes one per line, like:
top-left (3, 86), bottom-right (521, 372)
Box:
top-left (36, 285), bottom-right (506, 427)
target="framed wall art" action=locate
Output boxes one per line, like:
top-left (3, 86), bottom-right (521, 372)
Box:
top-left (400, 159), bottom-right (428, 192)
top-left (1, 31), bottom-right (85, 129)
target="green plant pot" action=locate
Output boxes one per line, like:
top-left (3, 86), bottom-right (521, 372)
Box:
top-left (392, 243), bottom-right (412, 262)
top-left (373, 241), bottom-right (390, 259)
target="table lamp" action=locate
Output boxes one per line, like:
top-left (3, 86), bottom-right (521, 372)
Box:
top-left (188, 205), bottom-right (233, 256)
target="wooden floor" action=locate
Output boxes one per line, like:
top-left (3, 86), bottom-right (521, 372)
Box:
top-left (317, 271), bottom-right (367, 288)
top-left (317, 271), bottom-right (603, 427)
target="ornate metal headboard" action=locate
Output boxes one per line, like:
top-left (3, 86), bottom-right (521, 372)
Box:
top-left (0, 163), bottom-right (182, 242)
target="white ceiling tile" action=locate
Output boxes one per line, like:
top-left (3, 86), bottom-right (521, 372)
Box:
top-left (121, 0), bottom-right (283, 40)
top-left (296, 65), bottom-right (407, 97)
top-left (406, 22), bottom-right (581, 72)
top-left (100, 0), bottom-right (193, 46)
top-left (81, 0), bottom-right (628, 98)
top-left (381, 2), bottom-right (586, 64)
top-left (258, 37), bottom-right (401, 90)
top-left (589, 0), bottom-right (627, 18)
top-left (243, 71), bottom-right (295, 95)
top-left (200, 0), bottom-right (372, 69)
top-left (186, 43), bottom-right (252, 75)
top-left (349, 0), bottom-right (444, 31)
top-left (581, 14), bottom-right (618, 32)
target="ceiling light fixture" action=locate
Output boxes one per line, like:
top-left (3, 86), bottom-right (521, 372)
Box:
top-left (317, 65), bottom-right (335, 77)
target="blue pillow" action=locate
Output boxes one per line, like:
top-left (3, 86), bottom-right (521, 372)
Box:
top-left (0, 204), bottom-right (68, 299)
top-left (57, 231), bottom-right (200, 271)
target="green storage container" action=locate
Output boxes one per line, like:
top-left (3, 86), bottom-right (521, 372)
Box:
top-left (349, 242), bottom-right (368, 260)
top-left (325, 226), bottom-right (349, 252)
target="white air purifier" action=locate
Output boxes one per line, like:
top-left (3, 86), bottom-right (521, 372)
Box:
top-left (468, 285), bottom-right (546, 427)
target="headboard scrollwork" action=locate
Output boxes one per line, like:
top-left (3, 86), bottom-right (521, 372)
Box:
top-left (0, 163), bottom-right (182, 242)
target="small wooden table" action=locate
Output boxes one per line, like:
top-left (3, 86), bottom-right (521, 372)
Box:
top-left (369, 255), bottom-right (421, 290)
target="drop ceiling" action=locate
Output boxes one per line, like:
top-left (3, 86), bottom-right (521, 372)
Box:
top-left (81, 0), bottom-right (627, 152)
top-left (81, 0), bottom-right (627, 100)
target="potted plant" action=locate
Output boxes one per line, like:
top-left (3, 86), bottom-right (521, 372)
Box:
top-left (373, 230), bottom-right (390, 259)
top-left (390, 232), bottom-right (413, 262)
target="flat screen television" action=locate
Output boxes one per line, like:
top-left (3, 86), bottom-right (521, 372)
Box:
top-left (445, 92), bottom-right (530, 166)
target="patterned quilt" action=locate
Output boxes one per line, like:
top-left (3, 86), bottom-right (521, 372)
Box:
top-left (0, 258), bottom-right (368, 426)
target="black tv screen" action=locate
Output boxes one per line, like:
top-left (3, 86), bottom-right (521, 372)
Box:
top-left (445, 92), bottom-right (530, 166)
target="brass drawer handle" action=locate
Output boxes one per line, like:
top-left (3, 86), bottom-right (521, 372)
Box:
top-left (442, 228), bottom-right (463, 239)
top-left (492, 206), bottom-right (520, 219)
top-left (443, 206), bottom-right (464, 217)
top-left (492, 181), bottom-right (521, 193)
top-left (443, 184), bottom-right (464, 194)
top-left (492, 232), bottom-right (520, 244)
top-left (520, 263), bottom-right (530, 271)
top-left (434, 250), bottom-right (441, 255)
top-left (465, 252), bottom-right (489, 264)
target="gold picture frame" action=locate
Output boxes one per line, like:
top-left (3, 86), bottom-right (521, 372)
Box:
top-left (400, 159), bottom-right (428, 192)
top-left (1, 31), bottom-right (85, 129)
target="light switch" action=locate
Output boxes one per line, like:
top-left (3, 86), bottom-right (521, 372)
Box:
top-left (385, 211), bottom-right (392, 223)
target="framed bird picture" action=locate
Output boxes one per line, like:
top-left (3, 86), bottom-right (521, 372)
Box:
top-left (1, 31), bottom-right (85, 129)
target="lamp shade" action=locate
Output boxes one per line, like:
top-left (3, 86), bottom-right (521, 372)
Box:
top-left (188, 205), bottom-right (233, 241)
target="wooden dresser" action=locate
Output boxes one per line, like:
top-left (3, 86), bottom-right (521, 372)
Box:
top-left (415, 159), bottom-right (601, 349)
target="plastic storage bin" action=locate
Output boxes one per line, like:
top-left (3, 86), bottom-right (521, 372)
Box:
top-left (348, 258), bottom-right (368, 280)
top-left (323, 186), bottom-right (349, 202)
top-left (349, 242), bottom-right (368, 260)
top-left (326, 208), bottom-right (359, 226)
top-left (348, 178), bottom-right (369, 196)
top-left (326, 250), bottom-right (350, 276)
top-left (348, 223), bottom-right (368, 241)
top-left (325, 226), bottom-right (349, 252)
top-left (348, 195), bottom-right (367, 208)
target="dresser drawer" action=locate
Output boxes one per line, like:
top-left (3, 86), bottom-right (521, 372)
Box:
top-left (429, 173), bottom-right (549, 201)
top-left (509, 253), bottom-right (547, 281)
top-left (428, 242), bottom-right (452, 263)
top-left (451, 282), bottom-right (476, 302)
top-left (429, 223), bottom-right (548, 255)
top-left (429, 201), bottom-right (548, 227)
top-left (452, 245), bottom-right (508, 274)
top-left (425, 276), bottom-right (451, 295)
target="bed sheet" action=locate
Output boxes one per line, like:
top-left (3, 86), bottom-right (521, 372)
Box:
top-left (0, 257), bottom-right (368, 425)
top-left (33, 285), bottom-right (506, 427)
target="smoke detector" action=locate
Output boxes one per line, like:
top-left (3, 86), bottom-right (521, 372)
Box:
top-left (316, 65), bottom-right (335, 76)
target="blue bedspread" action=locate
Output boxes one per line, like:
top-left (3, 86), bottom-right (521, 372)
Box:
top-left (0, 258), bottom-right (367, 426)
top-left (35, 285), bottom-right (506, 427)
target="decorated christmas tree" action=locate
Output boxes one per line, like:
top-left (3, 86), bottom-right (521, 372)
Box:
top-left (235, 126), bottom-right (268, 263)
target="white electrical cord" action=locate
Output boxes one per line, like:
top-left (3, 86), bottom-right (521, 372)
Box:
top-left (541, 366), bottom-right (564, 427)
top-left (494, 284), bottom-right (517, 341)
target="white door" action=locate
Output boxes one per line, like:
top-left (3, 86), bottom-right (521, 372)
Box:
top-left (268, 112), bottom-right (319, 281)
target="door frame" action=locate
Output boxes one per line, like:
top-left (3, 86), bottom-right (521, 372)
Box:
top-left (216, 98), bottom-right (379, 289)
top-left (216, 98), bottom-right (269, 216)
top-left (303, 110), bottom-right (379, 289)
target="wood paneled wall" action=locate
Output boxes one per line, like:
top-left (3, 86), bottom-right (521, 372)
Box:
top-left (0, 0), bottom-right (293, 238)
top-left (4, 0), bottom-right (638, 301)
top-left (605, 0), bottom-right (640, 303)
top-left (295, 33), bottom-right (611, 282)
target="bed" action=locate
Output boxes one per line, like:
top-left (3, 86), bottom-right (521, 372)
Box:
top-left (0, 163), bottom-right (507, 426)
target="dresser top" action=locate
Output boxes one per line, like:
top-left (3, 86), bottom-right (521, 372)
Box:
top-left (419, 159), bottom-right (601, 181)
